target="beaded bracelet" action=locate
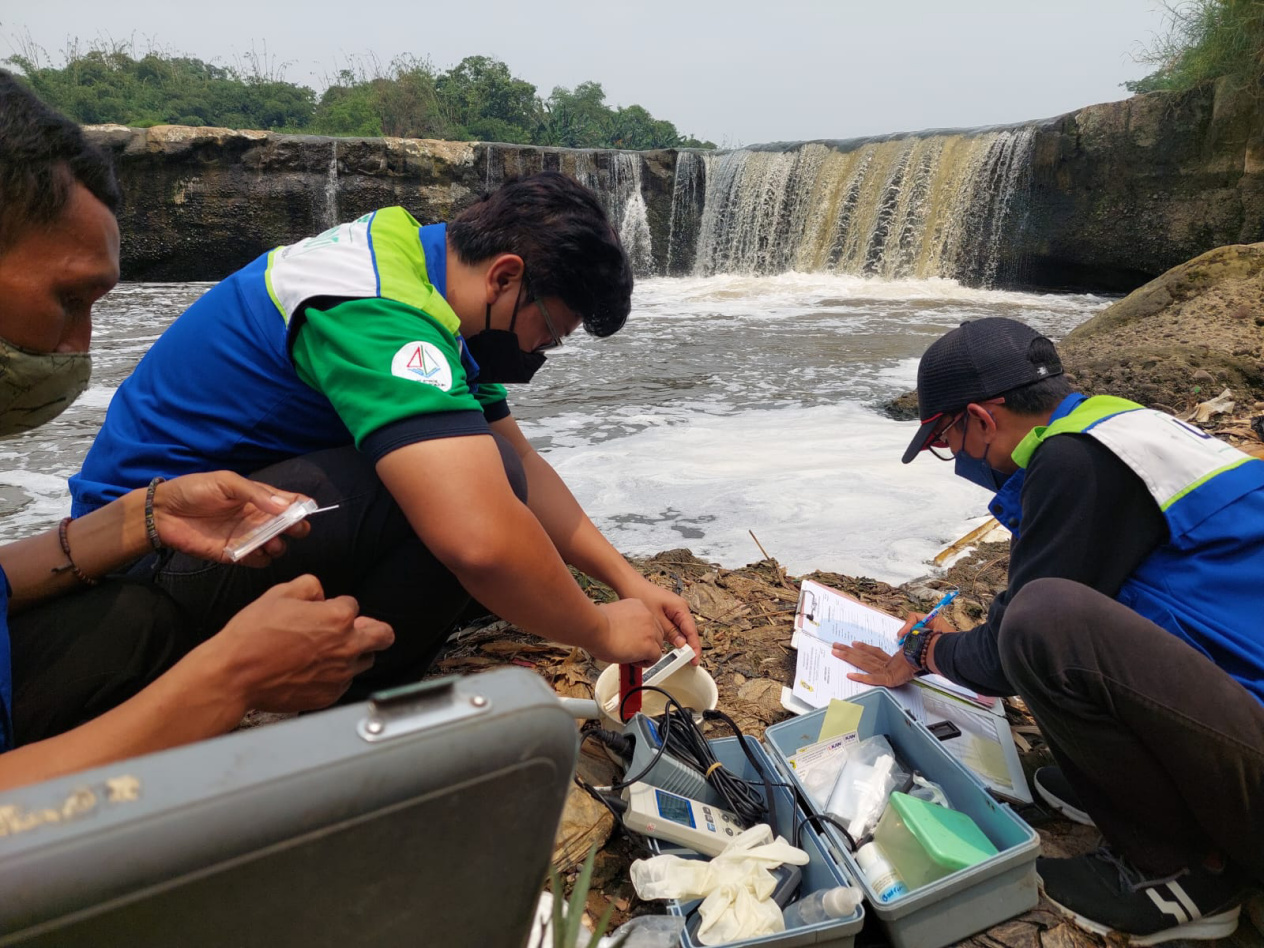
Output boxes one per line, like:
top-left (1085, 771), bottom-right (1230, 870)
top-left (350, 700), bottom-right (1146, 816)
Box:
top-left (53, 516), bottom-right (99, 586)
top-left (145, 476), bottom-right (166, 551)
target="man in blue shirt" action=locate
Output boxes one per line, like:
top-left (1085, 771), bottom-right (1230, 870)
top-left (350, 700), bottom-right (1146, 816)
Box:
top-left (69, 173), bottom-right (700, 696)
top-left (837, 318), bottom-right (1264, 945)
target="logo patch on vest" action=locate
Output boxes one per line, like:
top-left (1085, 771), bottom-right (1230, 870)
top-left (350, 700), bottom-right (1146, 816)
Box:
top-left (391, 342), bottom-right (453, 391)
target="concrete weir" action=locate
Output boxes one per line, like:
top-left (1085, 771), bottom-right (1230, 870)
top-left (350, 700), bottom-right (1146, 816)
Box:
top-left (88, 79), bottom-right (1264, 293)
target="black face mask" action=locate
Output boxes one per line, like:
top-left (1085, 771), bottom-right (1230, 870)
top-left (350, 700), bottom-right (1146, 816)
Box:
top-left (463, 299), bottom-right (547, 384)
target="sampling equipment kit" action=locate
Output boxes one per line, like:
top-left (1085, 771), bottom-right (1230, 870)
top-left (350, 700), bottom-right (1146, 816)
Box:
top-left (599, 682), bottom-right (1039, 948)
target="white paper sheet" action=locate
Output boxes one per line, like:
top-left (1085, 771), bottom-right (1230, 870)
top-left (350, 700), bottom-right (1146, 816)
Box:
top-left (792, 579), bottom-right (998, 712)
top-left (786, 580), bottom-right (1032, 803)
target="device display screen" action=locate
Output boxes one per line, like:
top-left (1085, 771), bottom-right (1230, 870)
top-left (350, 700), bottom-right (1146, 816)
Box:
top-left (654, 789), bottom-right (696, 827)
top-left (644, 652), bottom-right (674, 679)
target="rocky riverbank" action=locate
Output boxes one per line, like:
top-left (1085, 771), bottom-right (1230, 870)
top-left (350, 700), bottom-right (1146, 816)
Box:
top-left (1060, 242), bottom-right (1264, 412)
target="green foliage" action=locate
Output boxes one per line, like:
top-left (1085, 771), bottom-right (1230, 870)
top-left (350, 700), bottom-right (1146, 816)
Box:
top-left (7, 38), bottom-right (315, 130)
top-left (1126, 0), bottom-right (1264, 94)
top-left (4, 35), bottom-right (715, 149)
top-left (542, 843), bottom-right (625, 948)
top-left (436, 55), bottom-right (539, 142)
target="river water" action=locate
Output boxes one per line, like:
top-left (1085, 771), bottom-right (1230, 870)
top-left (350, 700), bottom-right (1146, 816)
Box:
top-left (0, 274), bottom-right (1105, 584)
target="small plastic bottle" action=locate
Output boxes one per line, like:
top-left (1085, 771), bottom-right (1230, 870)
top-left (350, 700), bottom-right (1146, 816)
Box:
top-left (856, 841), bottom-right (910, 903)
top-left (781, 886), bottom-right (862, 928)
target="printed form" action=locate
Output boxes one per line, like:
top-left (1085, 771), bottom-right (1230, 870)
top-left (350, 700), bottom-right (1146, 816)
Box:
top-left (787, 580), bottom-right (1031, 804)
top-left (792, 580), bottom-right (989, 709)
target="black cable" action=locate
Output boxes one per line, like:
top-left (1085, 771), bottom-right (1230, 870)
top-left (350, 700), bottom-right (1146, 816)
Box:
top-left (617, 691), bottom-right (787, 838)
top-left (649, 705), bottom-right (767, 827)
top-left (572, 775), bottom-right (657, 857)
top-left (581, 684), bottom-right (796, 842)
top-left (574, 774), bottom-right (628, 819)
top-left (793, 811), bottom-right (858, 854)
top-left (701, 708), bottom-right (786, 841)
top-left (581, 722), bottom-right (635, 760)
top-left (604, 686), bottom-right (683, 791)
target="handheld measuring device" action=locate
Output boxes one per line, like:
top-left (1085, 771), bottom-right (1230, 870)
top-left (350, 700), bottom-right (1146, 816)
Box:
top-left (621, 782), bottom-right (744, 856)
top-left (225, 499), bottom-right (340, 563)
top-left (607, 645), bottom-right (696, 717)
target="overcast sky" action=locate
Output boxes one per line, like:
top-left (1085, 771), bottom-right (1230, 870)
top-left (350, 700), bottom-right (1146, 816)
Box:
top-left (4, 1), bottom-right (1172, 146)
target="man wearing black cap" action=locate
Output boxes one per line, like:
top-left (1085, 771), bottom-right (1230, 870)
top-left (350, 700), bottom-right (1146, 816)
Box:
top-left (834, 317), bottom-right (1264, 945)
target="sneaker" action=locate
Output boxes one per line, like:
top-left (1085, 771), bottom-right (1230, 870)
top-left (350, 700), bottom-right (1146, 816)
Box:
top-left (1034, 766), bottom-right (1096, 827)
top-left (1039, 847), bottom-right (1248, 945)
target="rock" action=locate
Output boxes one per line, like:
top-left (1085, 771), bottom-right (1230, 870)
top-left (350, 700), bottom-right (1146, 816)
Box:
top-left (82, 125), bottom-right (685, 283)
top-left (1014, 79), bottom-right (1264, 292)
top-left (1060, 243), bottom-right (1264, 409)
top-left (0, 485), bottom-right (32, 519)
top-left (877, 390), bottom-right (920, 421)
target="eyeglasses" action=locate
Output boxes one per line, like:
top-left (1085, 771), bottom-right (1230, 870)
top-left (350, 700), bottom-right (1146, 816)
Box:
top-left (927, 410), bottom-right (966, 461)
top-left (534, 296), bottom-right (565, 352)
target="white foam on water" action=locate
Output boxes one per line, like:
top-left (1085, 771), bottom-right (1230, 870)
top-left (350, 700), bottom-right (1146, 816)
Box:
top-left (0, 468), bottom-right (73, 528)
top-left (0, 275), bottom-right (1100, 581)
top-left (72, 384), bottom-right (119, 411)
top-left (633, 272), bottom-right (1107, 323)
top-left (535, 401), bottom-right (998, 583)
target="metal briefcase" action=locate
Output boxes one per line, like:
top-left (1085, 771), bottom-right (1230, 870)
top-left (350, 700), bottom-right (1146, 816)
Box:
top-left (0, 667), bottom-right (577, 948)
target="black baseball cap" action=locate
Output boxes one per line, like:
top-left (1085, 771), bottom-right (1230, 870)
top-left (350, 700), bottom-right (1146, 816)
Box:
top-left (902, 317), bottom-right (1063, 464)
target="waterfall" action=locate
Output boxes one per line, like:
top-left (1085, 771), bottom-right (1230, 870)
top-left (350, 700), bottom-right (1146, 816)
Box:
top-left (666, 151), bottom-right (705, 276)
top-left (606, 152), bottom-right (654, 277)
top-left (688, 126), bottom-right (1037, 286)
top-left (322, 142), bottom-right (340, 230)
top-left (560, 150), bottom-right (600, 192)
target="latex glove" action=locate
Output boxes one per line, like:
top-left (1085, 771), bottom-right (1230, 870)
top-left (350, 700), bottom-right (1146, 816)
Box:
top-left (696, 879), bottom-right (785, 944)
top-left (629, 825), bottom-right (810, 945)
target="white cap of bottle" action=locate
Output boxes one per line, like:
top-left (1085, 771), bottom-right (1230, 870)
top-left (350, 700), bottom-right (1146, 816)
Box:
top-left (820, 885), bottom-right (864, 917)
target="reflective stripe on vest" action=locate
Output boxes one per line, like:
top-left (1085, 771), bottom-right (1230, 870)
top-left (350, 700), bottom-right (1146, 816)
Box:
top-left (1012, 395), bottom-right (1261, 538)
top-left (263, 208), bottom-right (461, 334)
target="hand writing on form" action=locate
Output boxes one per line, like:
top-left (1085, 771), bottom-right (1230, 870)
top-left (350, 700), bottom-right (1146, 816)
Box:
top-left (830, 610), bottom-right (956, 689)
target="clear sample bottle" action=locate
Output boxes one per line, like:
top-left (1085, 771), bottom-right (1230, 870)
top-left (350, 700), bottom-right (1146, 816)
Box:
top-left (856, 841), bottom-right (910, 903)
top-left (781, 886), bottom-right (862, 928)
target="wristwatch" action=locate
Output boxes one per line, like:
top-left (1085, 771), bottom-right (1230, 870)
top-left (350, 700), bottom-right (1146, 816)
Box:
top-left (901, 630), bottom-right (940, 676)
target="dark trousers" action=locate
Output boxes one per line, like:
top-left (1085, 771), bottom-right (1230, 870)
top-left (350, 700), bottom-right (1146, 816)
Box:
top-left (147, 441), bottom-right (527, 702)
top-left (998, 577), bottom-right (1264, 881)
top-left (9, 439), bottom-right (526, 747)
top-left (9, 581), bottom-right (197, 745)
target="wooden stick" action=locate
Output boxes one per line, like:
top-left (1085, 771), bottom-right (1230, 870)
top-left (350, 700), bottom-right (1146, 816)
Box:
top-left (749, 530), bottom-right (795, 591)
top-left (932, 517), bottom-right (1001, 567)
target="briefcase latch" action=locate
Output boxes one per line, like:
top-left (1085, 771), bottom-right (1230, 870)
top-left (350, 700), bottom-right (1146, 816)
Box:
top-left (357, 676), bottom-right (492, 742)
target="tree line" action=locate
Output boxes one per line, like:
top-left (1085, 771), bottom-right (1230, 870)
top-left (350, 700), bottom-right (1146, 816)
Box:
top-left (6, 39), bottom-right (716, 150)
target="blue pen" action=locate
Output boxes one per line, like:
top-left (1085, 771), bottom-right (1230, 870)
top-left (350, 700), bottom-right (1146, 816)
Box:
top-left (899, 589), bottom-right (959, 645)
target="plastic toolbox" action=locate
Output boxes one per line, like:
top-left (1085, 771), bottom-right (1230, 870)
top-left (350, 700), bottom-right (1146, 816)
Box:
top-left (763, 689), bottom-right (1040, 948)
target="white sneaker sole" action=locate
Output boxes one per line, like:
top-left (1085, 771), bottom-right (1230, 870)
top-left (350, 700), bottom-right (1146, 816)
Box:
top-left (1045, 894), bottom-right (1240, 946)
top-left (1034, 778), bottom-right (1096, 827)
